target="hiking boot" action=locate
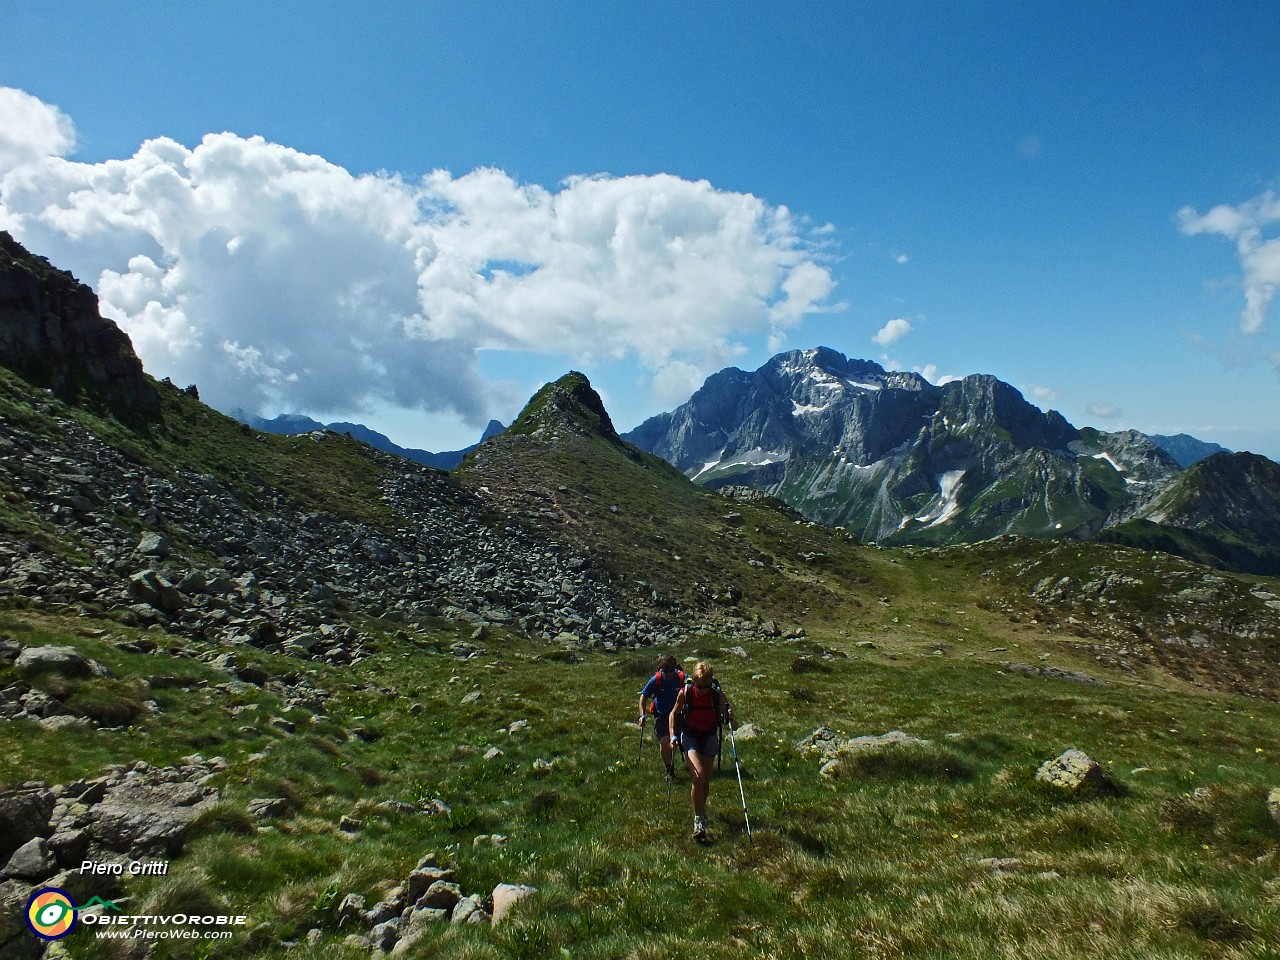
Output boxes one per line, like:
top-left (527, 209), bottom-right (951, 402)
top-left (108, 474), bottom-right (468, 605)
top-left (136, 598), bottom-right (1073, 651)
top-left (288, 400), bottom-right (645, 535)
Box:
top-left (693, 815), bottom-right (707, 840)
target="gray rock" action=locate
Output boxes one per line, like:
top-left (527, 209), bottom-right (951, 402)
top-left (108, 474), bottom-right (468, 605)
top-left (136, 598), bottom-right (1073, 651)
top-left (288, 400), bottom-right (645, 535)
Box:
top-left (89, 778), bottom-right (218, 856)
top-left (1267, 787), bottom-right (1280, 830)
top-left (0, 788), bottom-right (55, 861)
top-left (406, 867), bottom-right (457, 902)
top-left (491, 883), bottom-right (536, 925)
top-left (246, 798), bottom-right (291, 819)
top-left (369, 919), bottom-right (402, 952)
top-left (2, 837), bottom-right (56, 880)
top-left (1035, 749), bottom-right (1119, 796)
top-left (407, 907), bottom-right (449, 928)
top-left (391, 928), bottom-right (430, 955)
top-left (451, 896), bottom-right (489, 925)
top-left (47, 829), bottom-right (91, 868)
top-left (90, 807), bottom-right (190, 856)
top-left (415, 880), bottom-right (461, 912)
top-left (814, 730), bottom-right (932, 779)
top-left (841, 730), bottom-right (930, 753)
top-left (136, 533), bottom-right (171, 557)
top-left (334, 892), bottom-right (367, 929)
top-left (363, 900), bottom-right (400, 927)
top-left (796, 726), bottom-right (840, 755)
top-left (14, 646), bottom-right (93, 678)
top-left (38, 715), bottom-right (90, 731)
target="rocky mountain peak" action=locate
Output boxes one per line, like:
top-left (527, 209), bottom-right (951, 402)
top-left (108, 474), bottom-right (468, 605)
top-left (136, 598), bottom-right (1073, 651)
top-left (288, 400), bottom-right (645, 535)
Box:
top-left (0, 231), bottom-right (159, 423)
top-left (507, 371), bottom-right (624, 447)
top-left (764, 347), bottom-right (931, 395)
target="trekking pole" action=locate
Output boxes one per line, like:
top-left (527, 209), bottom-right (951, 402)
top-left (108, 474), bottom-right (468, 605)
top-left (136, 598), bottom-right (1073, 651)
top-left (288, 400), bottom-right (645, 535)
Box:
top-left (727, 722), bottom-right (752, 838)
top-left (665, 753), bottom-right (674, 807)
top-left (637, 716), bottom-right (645, 765)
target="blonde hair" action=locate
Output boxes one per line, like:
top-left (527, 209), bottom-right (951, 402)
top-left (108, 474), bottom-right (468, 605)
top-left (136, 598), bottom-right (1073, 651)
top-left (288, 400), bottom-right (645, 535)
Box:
top-left (691, 661), bottom-right (713, 683)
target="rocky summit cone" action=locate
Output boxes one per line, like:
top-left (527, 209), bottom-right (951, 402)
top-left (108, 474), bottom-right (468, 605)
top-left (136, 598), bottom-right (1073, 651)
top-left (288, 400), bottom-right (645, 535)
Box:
top-left (503, 370), bottom-right (627, 448)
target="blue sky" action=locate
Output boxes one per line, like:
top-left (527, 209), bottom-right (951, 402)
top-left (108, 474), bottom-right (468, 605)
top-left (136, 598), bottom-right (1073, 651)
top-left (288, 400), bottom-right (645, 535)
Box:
top-left (2, 2), bottom-right (1278, 458)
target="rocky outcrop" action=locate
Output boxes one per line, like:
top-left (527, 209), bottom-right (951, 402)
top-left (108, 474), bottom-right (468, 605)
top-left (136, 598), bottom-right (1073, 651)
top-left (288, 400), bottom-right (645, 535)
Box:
top-left (0, 231), bottom-right (159, 422)
top-left (0, 759), bottom-right (221, 958)
top-left (796, 727), bottom-right (933, 779)
top-left (332, 852), bottom-right (534, 952)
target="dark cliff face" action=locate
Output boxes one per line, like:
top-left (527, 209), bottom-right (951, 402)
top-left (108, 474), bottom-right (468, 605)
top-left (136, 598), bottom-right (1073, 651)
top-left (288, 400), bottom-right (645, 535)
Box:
top-left (0, 232), bottom-right (159, 423)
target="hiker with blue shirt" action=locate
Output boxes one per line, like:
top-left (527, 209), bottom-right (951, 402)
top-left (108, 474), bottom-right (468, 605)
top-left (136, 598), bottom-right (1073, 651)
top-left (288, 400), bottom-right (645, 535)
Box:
top-left (638, 654), bottom-right (685, 781)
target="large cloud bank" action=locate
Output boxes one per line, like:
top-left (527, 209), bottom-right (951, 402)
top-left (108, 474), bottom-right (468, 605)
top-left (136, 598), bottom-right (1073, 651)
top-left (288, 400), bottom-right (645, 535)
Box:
top-left (0, 88), bottom-right (835, 424)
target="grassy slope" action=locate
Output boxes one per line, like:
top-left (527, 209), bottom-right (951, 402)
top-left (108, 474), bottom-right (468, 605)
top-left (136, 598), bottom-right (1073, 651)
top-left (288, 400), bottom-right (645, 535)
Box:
top-left (3, 371), bottom-right (1280, 958)
top-left (5, 602), bottom-right (1280, 960)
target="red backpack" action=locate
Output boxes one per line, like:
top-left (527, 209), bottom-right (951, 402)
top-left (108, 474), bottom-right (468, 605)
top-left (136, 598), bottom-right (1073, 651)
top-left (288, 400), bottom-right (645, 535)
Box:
top-left (680, 679), bottom-right (723, 734)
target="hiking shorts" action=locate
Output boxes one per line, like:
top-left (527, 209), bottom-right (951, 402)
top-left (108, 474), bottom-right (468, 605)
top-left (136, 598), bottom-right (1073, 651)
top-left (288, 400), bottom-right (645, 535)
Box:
top-left (651, 713), bottom-right (674, 740)
top-left (679, 728), bottom-right (719, 757)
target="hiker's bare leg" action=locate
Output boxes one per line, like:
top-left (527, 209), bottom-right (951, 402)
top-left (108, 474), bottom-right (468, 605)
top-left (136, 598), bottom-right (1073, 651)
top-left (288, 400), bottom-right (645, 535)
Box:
top-left (686, 749), bottom-right (712, 816)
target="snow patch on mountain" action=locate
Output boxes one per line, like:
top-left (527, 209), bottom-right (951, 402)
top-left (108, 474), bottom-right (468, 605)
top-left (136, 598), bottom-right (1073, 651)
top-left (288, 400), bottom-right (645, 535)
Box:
top-left (793, 400), bottom-right (833, 417)
top-left (692, 447), bottom-right (789, 480)
top-left (915, 470), bottom-right (966, 528)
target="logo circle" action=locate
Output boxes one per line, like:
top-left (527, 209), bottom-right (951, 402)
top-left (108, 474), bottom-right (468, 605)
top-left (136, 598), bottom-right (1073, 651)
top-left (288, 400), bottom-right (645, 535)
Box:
top-left (26, 887), bottom-right (77, 941)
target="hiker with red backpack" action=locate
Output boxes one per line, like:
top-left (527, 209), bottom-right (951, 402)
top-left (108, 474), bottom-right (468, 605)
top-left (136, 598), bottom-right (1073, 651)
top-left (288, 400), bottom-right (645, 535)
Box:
top-left (669, 661), bottom-right (737, 840)
top-left (638, 655), bottom-right (685, 781)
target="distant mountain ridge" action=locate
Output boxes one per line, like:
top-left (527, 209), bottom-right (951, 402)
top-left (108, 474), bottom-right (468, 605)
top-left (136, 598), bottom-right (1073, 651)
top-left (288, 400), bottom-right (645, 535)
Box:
top-left (230, 410), bottom-right (505, 470)
top-left (1148, 433), bottom-right (1230, 468)
top-left (624, 347), bottom-right (1276, 573)
top-left (1102, 452), bottom-right (1280, 575)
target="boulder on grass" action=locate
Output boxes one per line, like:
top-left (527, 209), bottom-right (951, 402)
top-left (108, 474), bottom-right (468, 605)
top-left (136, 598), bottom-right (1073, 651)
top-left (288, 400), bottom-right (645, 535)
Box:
top-left (1035, 749), bottom-right (1121, 797)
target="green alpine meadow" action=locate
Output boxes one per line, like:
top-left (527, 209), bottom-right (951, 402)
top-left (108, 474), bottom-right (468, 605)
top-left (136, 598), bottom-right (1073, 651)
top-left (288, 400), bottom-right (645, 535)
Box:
top-left (3, 233), bottom-right (1280, 960)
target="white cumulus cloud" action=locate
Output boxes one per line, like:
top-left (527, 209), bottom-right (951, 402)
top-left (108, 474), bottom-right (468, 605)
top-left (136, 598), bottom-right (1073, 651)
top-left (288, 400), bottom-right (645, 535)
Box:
top-left (1086, 403), bottom-right (1122, 421)
top-left (0, 89), bottom-right (836, 426)
top-left (872, 317), bottom-right (912, 347)
top-left (0, 87), bottom-right (75, 169)
top-left (1179, 189), bottom-right (1280, 335)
